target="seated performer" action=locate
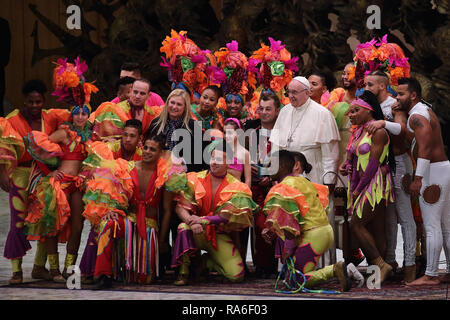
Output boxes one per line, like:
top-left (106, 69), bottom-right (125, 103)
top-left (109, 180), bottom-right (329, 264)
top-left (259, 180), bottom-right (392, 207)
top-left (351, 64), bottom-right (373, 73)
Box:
top-left (261, 150), bottom-right (352, 291)
top-left (82, 134), bottom-right (183, 289)
top-left (169, 140), bottom-right (258, 285)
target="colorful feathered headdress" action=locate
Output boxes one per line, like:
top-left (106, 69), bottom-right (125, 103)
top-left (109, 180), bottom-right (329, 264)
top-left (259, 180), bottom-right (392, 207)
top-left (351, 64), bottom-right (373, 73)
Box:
top-left (251, 37), bottom-right (299, 95)
top-left (160, 30), bottom-right (225, 97)
top-left (52, 57), bottom-right (98, 109)
top-left (353, 34), bottom-right (411, 89)
top-left (214, 40), bottom-right (257, 102)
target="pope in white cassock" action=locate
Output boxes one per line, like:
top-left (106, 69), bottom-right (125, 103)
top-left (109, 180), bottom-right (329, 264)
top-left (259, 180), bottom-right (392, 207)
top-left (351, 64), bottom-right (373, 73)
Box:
top-left (270, 76), bottom-right (341, 188)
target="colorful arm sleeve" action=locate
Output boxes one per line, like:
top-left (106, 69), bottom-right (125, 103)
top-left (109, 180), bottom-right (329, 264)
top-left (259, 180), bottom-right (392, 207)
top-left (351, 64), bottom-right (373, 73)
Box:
top-left (81, 141), bottom-right (133, 226)
top-left (214, 182), bottom-right (258, 232)
top-left (0, 117), bottom-right (24, 172)
top-left (263, 183), bottom-right (306, 240)
top-left (201, 215), bottom-right (228, 226)
top-left (355, 157), bottom-right (380, 193)
top-left (91, 102), bottom-right (129, 141)
top-left (23, 131), bottom-right (63, 168)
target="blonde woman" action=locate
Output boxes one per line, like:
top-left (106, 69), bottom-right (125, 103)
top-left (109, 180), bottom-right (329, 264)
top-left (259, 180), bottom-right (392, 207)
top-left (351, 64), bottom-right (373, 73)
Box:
top-left (148, 89), bottom-right (208, 277)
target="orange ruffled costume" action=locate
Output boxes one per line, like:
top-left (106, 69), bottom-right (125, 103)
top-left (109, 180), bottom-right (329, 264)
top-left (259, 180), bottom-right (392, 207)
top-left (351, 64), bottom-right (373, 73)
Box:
top-left (263, 175), bottom-right (330, 240)
top-left (23, 130), bottom-right (84, 243)
top-left (0, 117), bottom-right (25, 173)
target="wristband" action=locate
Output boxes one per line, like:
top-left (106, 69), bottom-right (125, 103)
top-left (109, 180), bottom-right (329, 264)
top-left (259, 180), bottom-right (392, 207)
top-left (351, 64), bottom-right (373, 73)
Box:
top-left (384, 121), bottom-right (401, 136)
top-left (415, 158), bottom-right (430, 177)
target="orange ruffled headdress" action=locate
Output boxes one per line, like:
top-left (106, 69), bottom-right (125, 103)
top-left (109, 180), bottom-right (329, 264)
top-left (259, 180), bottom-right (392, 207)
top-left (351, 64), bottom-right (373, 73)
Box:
top-left (160, 30), bottom-right (224, 97)
top-left (250, 37), bottom-right (299, 105)
top-left (353, 34), bottom-right (411, 89)
top-left (52, 57), bottom-right (98, 110)
top-left (214, 40), bottom-right (256, 102)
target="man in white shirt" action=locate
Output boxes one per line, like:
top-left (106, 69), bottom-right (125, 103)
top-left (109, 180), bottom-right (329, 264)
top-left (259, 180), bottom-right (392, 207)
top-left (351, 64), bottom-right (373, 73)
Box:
top-left (365, 70), bottom-right (417, 283)
top-left (270, 76), bottom-right (340, 188)
top-left (270, 76), bottom-right (341, 265)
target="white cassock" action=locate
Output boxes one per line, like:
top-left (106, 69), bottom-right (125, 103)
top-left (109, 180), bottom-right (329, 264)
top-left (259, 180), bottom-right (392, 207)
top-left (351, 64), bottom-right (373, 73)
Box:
top-left (270, 98), bottom-right (341, 185)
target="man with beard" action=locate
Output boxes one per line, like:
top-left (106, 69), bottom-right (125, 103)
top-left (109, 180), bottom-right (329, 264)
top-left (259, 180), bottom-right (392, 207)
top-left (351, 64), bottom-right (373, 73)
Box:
top-left (395, 77), bottom-right (450, 286)
top-left (365, 71), bottom-right (417, 282)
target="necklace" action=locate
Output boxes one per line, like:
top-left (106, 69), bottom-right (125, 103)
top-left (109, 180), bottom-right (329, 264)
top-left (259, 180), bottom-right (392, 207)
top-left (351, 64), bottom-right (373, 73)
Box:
top-left (287, 101), bottom-right (309, 144)
top-left (65, 121), bottom-right (92, 142)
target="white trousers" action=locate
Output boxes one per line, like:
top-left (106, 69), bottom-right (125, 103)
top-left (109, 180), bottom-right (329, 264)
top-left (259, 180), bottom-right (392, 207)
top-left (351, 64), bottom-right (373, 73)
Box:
top-left (419, 160), bottom-right (450, 276)
top-left (385, 153), bottom-right (417, 267)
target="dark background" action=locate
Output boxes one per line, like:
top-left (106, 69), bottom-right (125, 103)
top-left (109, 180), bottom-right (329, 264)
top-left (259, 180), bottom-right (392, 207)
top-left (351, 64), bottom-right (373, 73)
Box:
top-left (1, 0), bottom-right (448, 155)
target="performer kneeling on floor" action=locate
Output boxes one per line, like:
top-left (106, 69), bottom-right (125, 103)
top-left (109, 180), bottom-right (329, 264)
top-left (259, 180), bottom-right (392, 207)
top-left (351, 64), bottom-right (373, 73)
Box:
top-left (169, 139), bottom-right (258, 285)
top-left (261, 150), bottom-right (352, 291)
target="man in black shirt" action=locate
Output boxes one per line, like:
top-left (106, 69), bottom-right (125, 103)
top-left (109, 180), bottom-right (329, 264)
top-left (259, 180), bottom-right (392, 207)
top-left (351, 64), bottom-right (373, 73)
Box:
top-left (244, 90), bottom-right (280, 278)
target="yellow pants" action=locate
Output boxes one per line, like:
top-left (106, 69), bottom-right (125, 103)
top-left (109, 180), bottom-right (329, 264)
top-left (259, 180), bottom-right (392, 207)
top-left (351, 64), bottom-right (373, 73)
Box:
top-left (177, 223), bottom-right (244, 282)
top-left (291, 224), bottom-right (335, 288)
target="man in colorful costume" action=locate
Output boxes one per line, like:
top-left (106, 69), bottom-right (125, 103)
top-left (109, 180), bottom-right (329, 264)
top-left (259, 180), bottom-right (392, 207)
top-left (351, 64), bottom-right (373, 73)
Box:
top-left (78, 119), bottom-right (143, 282)
top-left (270, 76), bottom-right (340, 266)
top-left (261, 150), bottom-right (351, 291)
top-left (82, 134), bottom-right (185, 288)
top-left (0, 79), bottom-right (70, 284)
top-left (169, 140), bottom-right (258, 285)
top-left (91, 78), bottom-right (161, 141)
top-left (106, 119), bottom-right (143, 161)
top-left (112, 62), bottom-right (164, 107)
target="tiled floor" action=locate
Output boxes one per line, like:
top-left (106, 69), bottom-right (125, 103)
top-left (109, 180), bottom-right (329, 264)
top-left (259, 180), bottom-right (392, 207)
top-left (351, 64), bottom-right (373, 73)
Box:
top-left (0, 190), bottom-right (446, 300)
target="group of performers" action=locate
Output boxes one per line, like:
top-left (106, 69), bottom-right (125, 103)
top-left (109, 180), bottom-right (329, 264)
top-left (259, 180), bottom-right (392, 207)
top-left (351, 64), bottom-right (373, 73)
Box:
top-left (0, 30), bottom-right (448, 292)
